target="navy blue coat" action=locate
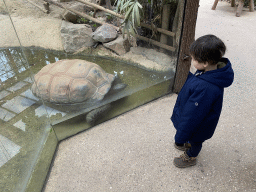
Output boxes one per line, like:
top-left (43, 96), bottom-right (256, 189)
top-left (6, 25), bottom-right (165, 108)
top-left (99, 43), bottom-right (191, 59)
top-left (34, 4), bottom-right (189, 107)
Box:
top-left (171, 58), bottom-right (234, 143)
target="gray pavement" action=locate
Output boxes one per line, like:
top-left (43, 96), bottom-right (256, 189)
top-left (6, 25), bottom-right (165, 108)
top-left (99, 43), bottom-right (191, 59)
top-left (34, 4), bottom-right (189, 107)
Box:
top-left (44, 1), bottom-right (256, 191)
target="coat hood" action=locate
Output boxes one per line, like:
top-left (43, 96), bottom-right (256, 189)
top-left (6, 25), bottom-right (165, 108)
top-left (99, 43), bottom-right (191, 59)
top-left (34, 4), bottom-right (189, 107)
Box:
top-left (195, 58), bottom-right (234, 88)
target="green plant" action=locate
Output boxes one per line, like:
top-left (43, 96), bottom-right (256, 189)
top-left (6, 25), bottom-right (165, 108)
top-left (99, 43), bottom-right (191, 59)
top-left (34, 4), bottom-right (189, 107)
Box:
top-left (115, 0), bottom-right (143, 37)
top-left (93, 23), bottom-right (98, 28)
top-left (114, 0), bottom-right (178, 38)
top-left (106, 13), bottom-right (114, 22)
top-left (77, 17), bottom-right (88, 24)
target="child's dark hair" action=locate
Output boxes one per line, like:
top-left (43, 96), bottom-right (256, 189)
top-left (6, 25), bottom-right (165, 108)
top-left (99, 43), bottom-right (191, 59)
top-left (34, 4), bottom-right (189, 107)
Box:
top-left (189, 35), bottom-right (226, 65)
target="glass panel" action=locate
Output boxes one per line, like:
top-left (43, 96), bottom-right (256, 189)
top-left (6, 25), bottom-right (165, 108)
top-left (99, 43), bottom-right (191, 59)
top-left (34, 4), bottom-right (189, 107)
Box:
top-left (0, 1), bottom-right (58, 191)
top-left (0, 0), bottom-right (185, 190)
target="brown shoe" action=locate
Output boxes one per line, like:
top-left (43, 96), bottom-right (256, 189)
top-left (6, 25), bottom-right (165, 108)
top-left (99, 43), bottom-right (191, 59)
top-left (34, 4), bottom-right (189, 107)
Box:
top-left (173, 152), bottom-right (197, 168)
top-left (174, 142), bottom-right (191, 151)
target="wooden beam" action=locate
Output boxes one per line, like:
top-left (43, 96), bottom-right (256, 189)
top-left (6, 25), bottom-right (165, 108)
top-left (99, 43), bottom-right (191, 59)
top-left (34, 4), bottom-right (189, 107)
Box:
top-left (74, 0), bottom-right (175, 37)
top-left (135, 34), bottom-right (175, 52)
top-left (44, 0), bottom-right (119, 30)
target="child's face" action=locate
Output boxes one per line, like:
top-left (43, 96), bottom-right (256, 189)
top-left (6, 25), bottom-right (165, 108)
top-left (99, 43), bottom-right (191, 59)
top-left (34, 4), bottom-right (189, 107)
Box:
top-left (191, 56), bottom-right (217, 72)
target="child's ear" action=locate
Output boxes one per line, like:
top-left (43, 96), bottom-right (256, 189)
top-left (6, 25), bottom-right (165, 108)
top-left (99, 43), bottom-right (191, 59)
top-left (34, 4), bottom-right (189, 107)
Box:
top-left (203, 62), bottom-right (209, 67)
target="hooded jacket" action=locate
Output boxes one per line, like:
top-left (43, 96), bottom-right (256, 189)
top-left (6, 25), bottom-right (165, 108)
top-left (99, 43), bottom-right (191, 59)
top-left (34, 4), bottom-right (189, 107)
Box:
top-left (171, 58), bottom-right (234, 143)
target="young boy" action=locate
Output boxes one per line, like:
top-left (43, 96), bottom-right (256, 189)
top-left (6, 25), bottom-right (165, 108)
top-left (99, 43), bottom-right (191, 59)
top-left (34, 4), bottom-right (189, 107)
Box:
top-left (171, 34), bottom-right (234, 168)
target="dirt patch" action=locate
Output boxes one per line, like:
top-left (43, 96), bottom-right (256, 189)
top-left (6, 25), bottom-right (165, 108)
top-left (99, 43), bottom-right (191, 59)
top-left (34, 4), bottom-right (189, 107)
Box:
top-left (0, 0), bottom-right (64, 18)
top-left (0, 0), bottom-right (67, 49)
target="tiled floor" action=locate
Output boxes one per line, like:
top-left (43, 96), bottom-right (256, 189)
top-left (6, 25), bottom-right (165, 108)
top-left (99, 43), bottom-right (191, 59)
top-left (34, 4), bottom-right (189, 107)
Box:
top-left (0, 134), bottom-right (21, 168)
top-left (0, 78), bottom-right (66, 169)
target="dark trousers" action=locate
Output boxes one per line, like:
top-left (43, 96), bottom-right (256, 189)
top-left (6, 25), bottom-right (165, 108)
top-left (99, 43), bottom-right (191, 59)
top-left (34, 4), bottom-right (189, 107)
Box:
top-left (186, 141), bottom-right (203, 157)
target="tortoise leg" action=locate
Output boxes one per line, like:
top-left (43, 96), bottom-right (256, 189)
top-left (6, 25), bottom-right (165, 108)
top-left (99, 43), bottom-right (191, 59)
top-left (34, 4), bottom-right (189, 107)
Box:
top-left (86, 104), bottom-right (111, 125)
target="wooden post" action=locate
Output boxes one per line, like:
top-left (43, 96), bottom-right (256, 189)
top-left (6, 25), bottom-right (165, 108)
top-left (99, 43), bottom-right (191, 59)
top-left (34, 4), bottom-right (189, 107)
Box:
top-left (160, 4), bottom-right (171, 50)
top-left (173, 0), bottom-right (200, 93)
top-left (212, 0), bottom-right (219, 10)
top-left (231, 0), bottom-right (235, 7)
top-left (249, 0), bottom-right (255, 12)
top-left (236, 0), bottom-right (244, 17)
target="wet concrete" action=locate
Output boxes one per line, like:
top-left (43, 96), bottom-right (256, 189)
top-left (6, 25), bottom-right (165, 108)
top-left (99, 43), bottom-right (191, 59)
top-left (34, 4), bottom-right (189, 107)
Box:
top-left (44, 0), bottom-right (256, 191)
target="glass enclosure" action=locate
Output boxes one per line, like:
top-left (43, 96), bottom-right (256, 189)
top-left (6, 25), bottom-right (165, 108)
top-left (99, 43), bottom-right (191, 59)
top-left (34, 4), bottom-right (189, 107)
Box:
top-left (0, 0), bottom-right (185, 191)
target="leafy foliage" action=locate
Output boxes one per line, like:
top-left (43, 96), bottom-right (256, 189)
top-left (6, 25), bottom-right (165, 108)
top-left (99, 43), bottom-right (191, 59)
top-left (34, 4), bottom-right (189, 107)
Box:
top-left (114, 0), bottom-right (179, 38)
top-left (115, 0), bottom-right (143, 37)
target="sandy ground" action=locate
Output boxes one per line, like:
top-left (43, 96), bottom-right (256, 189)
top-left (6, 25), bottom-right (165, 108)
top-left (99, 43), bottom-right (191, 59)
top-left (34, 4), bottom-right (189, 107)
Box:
top-left (0, 0), bottom-right (65, 49)
top-left (43, 0), bottom-right (256, 191)
top-left (0, 0), bottom-right (175, 72)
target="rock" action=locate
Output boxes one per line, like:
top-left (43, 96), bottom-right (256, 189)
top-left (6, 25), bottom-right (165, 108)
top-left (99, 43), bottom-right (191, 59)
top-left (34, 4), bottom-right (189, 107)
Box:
top-left (122, 47), bottom-right (176, 72)
top-left (61, 21), bottom-right (95, 53)
top-left (62, 11), bottom-right (77, 23)
top-left (94, 10), bottom-right (107, 18)
top-left (103, 35), bottom-right (130, 55)
top-left (91, 24), bottom-right (118, 43)
top-left (128, 35), bottom-right (137, 47)
top-left (62, 3), bottom-right (86, 23)
top-left (94, 45), bottom-right (117, 57)
top-left (96, 16), bottom-right (107, 24)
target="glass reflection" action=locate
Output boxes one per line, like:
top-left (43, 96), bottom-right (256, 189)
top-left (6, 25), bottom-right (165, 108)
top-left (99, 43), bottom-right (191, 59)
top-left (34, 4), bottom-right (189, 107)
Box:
top-left (0, 0), bottom-right (56, 191)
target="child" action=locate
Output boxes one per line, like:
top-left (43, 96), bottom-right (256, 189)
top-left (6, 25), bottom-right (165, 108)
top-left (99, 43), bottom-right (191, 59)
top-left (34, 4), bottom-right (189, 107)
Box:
top-left (171, 34), bottom-right (234, 168)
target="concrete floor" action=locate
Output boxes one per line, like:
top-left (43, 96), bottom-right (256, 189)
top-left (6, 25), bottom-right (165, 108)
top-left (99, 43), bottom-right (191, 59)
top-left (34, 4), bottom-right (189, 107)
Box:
top-left (44, 0), bottom-right (256, 191)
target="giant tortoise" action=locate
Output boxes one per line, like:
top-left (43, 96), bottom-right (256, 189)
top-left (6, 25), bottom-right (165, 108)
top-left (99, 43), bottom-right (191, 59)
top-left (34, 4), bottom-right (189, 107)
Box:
top-left (31, 59), bottom-right (126, 124)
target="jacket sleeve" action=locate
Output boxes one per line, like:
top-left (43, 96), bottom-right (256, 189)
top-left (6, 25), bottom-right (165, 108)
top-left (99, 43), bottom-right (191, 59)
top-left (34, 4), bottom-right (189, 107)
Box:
top-left (175, 85), bottom-right (218, 143)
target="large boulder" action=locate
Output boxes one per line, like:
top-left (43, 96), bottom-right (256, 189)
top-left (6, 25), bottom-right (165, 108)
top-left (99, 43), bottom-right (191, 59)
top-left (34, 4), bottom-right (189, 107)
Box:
top-left (122, 47), bottom-right (176, 72)
top-left (103, 35), bottom-right (130, 55)
top-left (91, 24), bottom-right (118, 43)
top-left (61, 21), bottom-right (95, 53)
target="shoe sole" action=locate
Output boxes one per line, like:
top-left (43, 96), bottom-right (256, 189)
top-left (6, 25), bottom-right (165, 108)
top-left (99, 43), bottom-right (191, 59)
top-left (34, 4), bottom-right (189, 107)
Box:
top-left (173, 161), bottom-right (196, 168)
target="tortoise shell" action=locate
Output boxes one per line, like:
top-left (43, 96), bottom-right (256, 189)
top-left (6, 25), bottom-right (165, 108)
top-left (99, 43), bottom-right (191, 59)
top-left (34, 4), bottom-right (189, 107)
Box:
top-left (31, 59), bottom-right (115, 104)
